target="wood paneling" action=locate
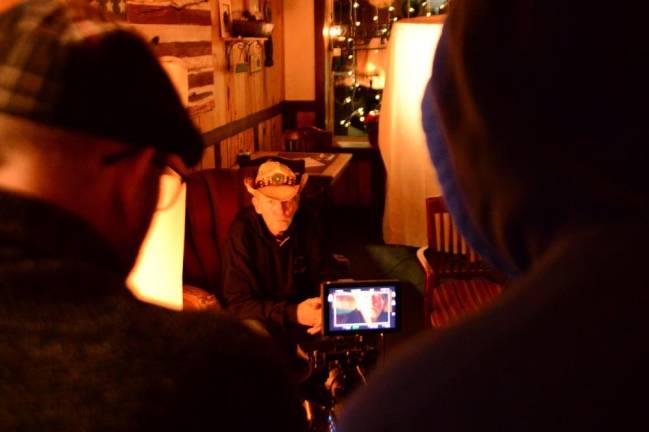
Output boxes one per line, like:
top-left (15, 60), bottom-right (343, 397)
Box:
top-left (219, 129), bottom-right (255, 168)
top-left (195, 0), bottom-right (285, 133)
top-left (257, 115), bottom-right (284, 152)
top-left (127, 0), bottom-right (289, 168)
top-left (127, 0), bottom-right (216, 116)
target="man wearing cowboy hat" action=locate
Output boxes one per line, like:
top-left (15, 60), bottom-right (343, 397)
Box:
top-left (222, 158), bottom-right (339, 369)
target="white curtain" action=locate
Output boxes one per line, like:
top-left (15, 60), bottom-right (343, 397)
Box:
top-left (379, 19), bottom-right (444, 247)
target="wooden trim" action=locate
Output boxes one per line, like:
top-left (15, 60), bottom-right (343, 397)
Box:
top-left (155, 41), bottom-right (212, 57)
top-left (126, 4), bottom-right (211, 25)
top-left (202, 103), bottom-right (283, 147)
top-left (188, 71), bottom-right (214, 87)
top-left (314, 0), bottom-right (326, 129)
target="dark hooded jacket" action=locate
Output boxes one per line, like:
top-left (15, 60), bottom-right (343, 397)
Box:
top-left (339, 1), bottom-right (649, 430)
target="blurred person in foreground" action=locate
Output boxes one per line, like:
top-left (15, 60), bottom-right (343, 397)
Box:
top-left (0, 1), bottom-right (305, 430)
top-left (339, 1), bottom-right (649, 430)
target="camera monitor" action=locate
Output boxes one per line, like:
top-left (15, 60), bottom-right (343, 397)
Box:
top-left (321, 279), bottom-right (400, 336)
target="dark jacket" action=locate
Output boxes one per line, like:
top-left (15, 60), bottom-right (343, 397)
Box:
top-left (339, 1), bottom-right (649, 431)
top-left (0, 190), bottom-right (306, 432)
top-left (222, 205), bottom-right (335, 329)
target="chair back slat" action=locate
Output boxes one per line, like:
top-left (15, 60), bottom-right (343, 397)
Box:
top-left (426, 196), bottom-right (476, 259)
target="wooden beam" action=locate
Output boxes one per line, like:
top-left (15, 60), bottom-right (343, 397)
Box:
top-left (202, 103), bottom-right (283, 147)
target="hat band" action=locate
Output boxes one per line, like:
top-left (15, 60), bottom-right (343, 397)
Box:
top-left (255, 173), bottom-right (297, 188)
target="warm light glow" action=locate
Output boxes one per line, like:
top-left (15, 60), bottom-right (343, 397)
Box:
top-left (366, 61), bottom-right (377, 74)
top-left (379, 20), bottom-right (444, 247)
top-left (328, 25), bottom-right (343, 38)
top-left (127, 173), bottom-right (186, 310)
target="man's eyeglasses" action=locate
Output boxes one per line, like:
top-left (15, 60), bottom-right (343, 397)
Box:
top-left (102, 148), bottom-right (190, 212)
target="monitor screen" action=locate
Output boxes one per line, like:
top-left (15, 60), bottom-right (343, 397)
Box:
top-left (322, 280), bottom-right (400, 335)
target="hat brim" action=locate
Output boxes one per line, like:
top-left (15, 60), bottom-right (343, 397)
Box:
top-left (244, 175), bottom-right (308, 201)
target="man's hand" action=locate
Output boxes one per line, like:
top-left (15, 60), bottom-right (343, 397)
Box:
top-left (296, 297), bottom-right (322, 329)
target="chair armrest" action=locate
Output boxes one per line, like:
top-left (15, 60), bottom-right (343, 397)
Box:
top-left (416, 246), bottom-right (433, 276)
top-left (183, 284), bottom-right (224, 312)
top-left (332, 253), bottom-right (351, 274)
top-left (416, 246), bottom-right (436, 328)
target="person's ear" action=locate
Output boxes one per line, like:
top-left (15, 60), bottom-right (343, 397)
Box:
top-left (251, 196), bottom-right (263, 215)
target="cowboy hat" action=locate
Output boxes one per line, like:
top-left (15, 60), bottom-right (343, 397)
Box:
top-left (244, 160), bottom-right (308, 201)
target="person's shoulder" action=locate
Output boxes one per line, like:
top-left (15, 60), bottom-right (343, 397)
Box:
top-left (107, 297), bottom-right (306, 430)
top-left (116, 297), bottom-right (286, 377)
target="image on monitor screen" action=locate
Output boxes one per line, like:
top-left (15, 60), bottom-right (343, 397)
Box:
top-left (322, 280), bottom-right (399, 335)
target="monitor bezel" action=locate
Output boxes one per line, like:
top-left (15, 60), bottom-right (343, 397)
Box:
top-left (321, 279), bottom-right (401, 336)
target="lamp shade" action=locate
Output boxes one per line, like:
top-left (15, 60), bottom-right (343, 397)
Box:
top-left (378, 16), bottom-right (445, 247)
top-left (127, 174), bottom-right (186, 311)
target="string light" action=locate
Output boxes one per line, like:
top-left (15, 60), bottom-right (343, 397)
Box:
top-left (335, 0), bottom-right (403, 130)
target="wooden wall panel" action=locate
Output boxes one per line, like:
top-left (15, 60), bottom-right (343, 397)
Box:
top-left (195, 0), bottom-right (285, 134)
top-left (127, 0), bottom-right (288, 163)
top-left (218, 128), bottom-right (256, 168)
top-left (257, 115), bottom-right (284, 152)
top-left (127, 0), bottom-right (216, 117)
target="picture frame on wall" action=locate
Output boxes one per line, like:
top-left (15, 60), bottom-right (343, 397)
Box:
top-left (263, 0), bottom-right (272, 22)
top-left (219, 0), bottom-right (232, 38)
top-left (245, 0), bottom-right (261, 20)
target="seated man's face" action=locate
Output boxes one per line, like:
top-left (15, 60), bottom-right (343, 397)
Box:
top-left (253, 194), bottom-right (299, 237)
top-left (371, 294), bottom-right (387, 321)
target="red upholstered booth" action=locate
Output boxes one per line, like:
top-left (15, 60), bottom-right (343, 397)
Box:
top-left (182, 168), bottom-right (252, 310)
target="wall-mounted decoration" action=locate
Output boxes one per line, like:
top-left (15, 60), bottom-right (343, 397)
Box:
top-left (245, 0), bottom-right (261, 19)
top-left (219, 0), bottom-right (232, 38)
top-left (249, 42), bottom-right (264, 72)
top-left (126, 0), bottom-right (216, 117)
top-left (228, 41), bottom-right (249, 73)
top-left (91, 0), bottom-right (127, 19)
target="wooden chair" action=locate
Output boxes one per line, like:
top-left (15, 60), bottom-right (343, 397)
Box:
top-left (416, 196), bottom-right (506, 328)
top-left (282, 126), bottom-right (333, 152)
